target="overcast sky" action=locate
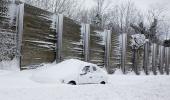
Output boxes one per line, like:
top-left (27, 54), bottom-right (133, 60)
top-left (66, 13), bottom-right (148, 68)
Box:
top-left (84, 0), bottom-right (170, 16)
top-left (83, 0), bottom-right (170, 39)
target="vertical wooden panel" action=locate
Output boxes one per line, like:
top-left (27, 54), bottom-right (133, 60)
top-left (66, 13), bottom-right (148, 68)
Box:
top-left (21, 4), bottom-right (56, 69)
top-left (165, 47), bottom-right (170, 75)
top-left (89, 26), bottom-right (105, 67)
top-left (126, 35), bottom-right (133, 72)
top-left (110, 32), bottom-right (121, 71)
top-left (152, 43), bottom-right (158, 75)
top-left (159, 45), bottom-right (165, 74)
top-left (62, 17), bottom-right (83, 60)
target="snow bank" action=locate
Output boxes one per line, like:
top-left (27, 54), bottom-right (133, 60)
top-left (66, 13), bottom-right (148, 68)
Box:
top-left (113, 69), bottom-right (139, 75)
top-left (0, 70), bottom-right (170, 100)
top-left (0, 70), bottom-right (13, 76)
top-left (31, 59), bottom-right (92, 83)
top-left (113, 68), bottom-right (166, 75)
top-left (1, 59), bottom-right (170, 100)
top-left (0, 58), bottom-right (19, 71)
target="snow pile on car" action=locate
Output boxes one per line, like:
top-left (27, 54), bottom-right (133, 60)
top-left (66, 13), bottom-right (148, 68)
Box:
top-left (31, 59), bottom-right (93, 83)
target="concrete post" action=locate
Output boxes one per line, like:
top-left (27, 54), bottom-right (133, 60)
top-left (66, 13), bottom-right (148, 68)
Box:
top-left (152, 43), bottom-right (157, 75)
top-left (104, 30), bottom-right (111, 72)
top-left (17, 3), bottom-right (24, 70)
top-left (56, 14), bottom-right (63, 63)
top-left (121, 33), bottom-right (127, 74)
top-left (82, 24), bottom-right (90, 62)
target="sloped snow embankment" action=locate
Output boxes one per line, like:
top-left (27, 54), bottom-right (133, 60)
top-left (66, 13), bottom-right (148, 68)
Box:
top-left (0, 59), bottom-right (170, 100)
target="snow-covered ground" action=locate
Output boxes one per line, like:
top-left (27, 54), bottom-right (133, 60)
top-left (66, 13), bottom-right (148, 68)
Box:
top-left (0, 69), bottom-right (170, 100)
top-left (0, 59), bottom-right (170, 100)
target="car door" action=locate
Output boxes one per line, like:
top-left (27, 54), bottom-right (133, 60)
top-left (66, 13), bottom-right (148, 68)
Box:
top-left (91, 66), bottom-right (102, 83)
top-left (78, 65), bottom-right (94, 84)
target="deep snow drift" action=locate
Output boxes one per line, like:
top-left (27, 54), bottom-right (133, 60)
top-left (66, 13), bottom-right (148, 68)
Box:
top-left (31, 59), bottom-right (99, 83)
top-left (0, 59), bottom-right (170, 100)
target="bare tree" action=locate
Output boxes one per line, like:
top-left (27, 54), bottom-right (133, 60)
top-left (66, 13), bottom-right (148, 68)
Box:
top-left (146, 4), bottom-right (169, 43)
top-left (90, 0), bottom-right (112, 28)
top-left (24, 0), bottom-right (52, 10)
top-left (108, 1), bottom-right (143, 34)
top-left (24, 0), bottom-right (82, 18)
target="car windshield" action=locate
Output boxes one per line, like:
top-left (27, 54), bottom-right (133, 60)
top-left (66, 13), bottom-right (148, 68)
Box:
top-left (82, 66), bottom-right (90, 73)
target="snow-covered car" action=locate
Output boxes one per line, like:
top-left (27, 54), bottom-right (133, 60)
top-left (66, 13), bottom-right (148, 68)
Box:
top-left (31, 59), bottom-right (108, 85)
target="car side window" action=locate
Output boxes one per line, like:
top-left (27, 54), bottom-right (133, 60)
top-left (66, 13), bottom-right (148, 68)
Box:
top-left (92, 66), bottom-right (97, 72)
top-left (82, 66), bottom-right (90, 73)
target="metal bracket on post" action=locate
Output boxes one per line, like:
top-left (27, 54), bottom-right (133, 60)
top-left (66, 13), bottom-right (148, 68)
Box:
top-left (152, 43), bottom-right (157, 75)
top-left (165, 47), bottom-right (170, 75)
top-left (104, 30), bottom-right (111, 72)
top-left (56, 14), bottom-right (63, 63)
top-left (82, 24), bottom-right (90, 62)
top-left (17, 3), bottom-right (24, 70)
top-left (121, 33), bottom-right (127, 74)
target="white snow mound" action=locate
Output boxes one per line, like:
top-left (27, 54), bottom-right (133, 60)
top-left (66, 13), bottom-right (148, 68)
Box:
top-left (31, 59), bottom-right (94, 83)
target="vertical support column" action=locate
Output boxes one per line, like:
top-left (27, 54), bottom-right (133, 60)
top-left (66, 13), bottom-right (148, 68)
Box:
top-left (85, 24), bottom-right (90, 62)
top-left (159, 45), bottom-right (165, 74)
top-left (17, 3), bottom-right (24, 70)
top-left (121, 33), bottom-right (127, 74)
top-left (82, 24), bottom-right (90, 62)
top-left (152, 43), bottom-right (157, 75)
top-left (165, 47), bottom-right (170, 75)
top-left (105, 30), bottom-right (111, 72)
top-left (143, 40), bottom-right (149, 75)
top-left (56, 14), bottom-right (63, 63)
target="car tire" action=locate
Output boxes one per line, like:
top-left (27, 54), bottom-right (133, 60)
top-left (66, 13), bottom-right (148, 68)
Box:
top-left (68, 81), bottom-right (76, 85)
top-left (100, 81), bottom-right (106, 84)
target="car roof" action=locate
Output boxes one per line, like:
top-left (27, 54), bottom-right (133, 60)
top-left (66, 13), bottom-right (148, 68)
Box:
top-left (38, 59), bottom-right (97, 74)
